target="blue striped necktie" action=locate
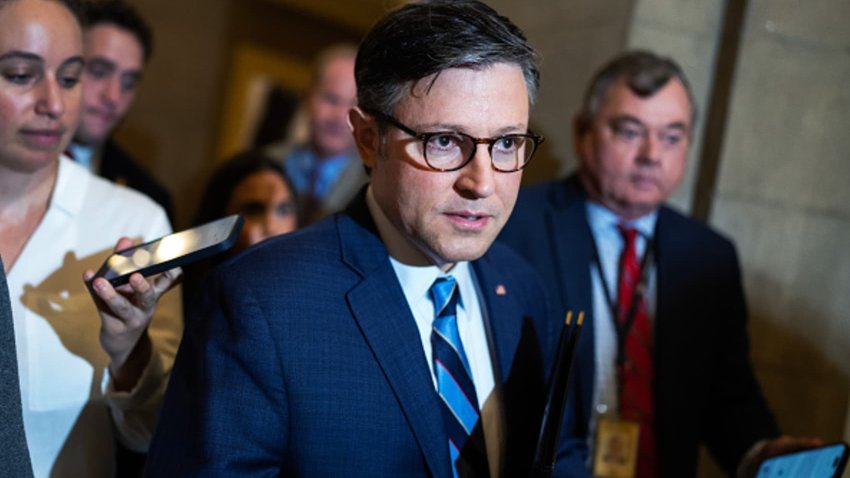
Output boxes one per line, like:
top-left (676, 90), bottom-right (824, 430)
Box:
top-left (429, 276), bottom-right (488, 478)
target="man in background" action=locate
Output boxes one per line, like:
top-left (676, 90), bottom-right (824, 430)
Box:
top-left (500, 50), bottom-right (819, 477)
top-left (68, 1), bottom-right (174, 221)
top-left (148, 1), bottom-right (568, 476)
top-left (264, 44), bottom-right (365, 224)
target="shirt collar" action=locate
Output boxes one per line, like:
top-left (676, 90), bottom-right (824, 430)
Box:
top-left (365, 184), bottom-right (472, 310)
top-left (52, 156), bottom-right (90, 218)
top-left (292, 144), bottom-right (356, 165)
top-left (67, 142), bottom-right (96, 171)
top-left (390, 258), bottom-right (471, 314)
top-left (585, 200), bottom-right (658, 239)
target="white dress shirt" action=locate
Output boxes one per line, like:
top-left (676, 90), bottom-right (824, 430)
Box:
top-left (7, 157), bottom-right (182, 477)
top-left (585, 201), bottom-right (657, 446)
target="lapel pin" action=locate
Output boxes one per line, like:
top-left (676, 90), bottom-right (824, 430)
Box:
top-left (495, 284), bottom-right (507, 296)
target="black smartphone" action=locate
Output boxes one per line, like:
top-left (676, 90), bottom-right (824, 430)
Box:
top-left (756, 442), bottom-right (849, 478)
top-left (93, 214), bottom-right (244, 286)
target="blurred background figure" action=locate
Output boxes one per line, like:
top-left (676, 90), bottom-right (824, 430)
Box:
top-left (67, 0), bottom-right (174, 221)
top-left (184, 150), bottom-right (299, 309)
top-left (264, 43), bottom-right (364, 224)
top-left (195, 150), bottom-right (299, 253)
top-left (0, 0), bottom-right (182, 476)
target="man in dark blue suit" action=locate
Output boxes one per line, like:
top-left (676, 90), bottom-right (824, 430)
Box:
top-left (148, 1), bottom-right (567, 476)
top-left (500, 51), bottom-right (819, 478)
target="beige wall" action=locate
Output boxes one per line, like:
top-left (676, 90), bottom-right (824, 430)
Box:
top-left (711, 0), bottom-right (850, 448)
top-left (111, 0), bottom-right (231, 229)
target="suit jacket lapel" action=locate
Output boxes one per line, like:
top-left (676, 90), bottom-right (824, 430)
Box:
top-left (472, 256), bottom-right (519, 383)
top-left (338, 197), bottom-right (452, 478)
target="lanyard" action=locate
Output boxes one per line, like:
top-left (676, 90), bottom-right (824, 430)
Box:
top-left (589, 232), bottom-right (654, 369)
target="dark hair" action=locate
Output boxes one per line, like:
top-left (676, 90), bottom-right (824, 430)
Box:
top-left (576, 49), bottom-right (698, 134)
top-left (194, 151), bottom-right (301, 228)
top-left (355, 0), bottom-right (539, 116)
top-left (82, 0), bottom-right (153, 62)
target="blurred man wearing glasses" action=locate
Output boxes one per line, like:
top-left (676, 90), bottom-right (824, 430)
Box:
top-left (148, 1), bottom-right (575, 477)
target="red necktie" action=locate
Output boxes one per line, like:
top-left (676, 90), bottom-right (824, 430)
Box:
top-left (616, 226), bottom-right (656, 478)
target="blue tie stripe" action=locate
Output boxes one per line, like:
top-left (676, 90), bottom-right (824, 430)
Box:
top-left (434, 359), bottom-right (479, 434)
top-left (434, 316), bottom-right (473, 373)
top-left (429, 276), bottom-right (482, 476)
top-left (432, 335), bottom-right (478, 419)
top-left (448, 440), bottom-right (461, 478)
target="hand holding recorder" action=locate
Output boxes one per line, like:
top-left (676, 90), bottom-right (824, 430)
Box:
top-left (83, 215), bottom-right (242, 391)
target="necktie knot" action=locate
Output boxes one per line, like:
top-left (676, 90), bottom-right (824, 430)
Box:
top-left (617, 224), bottom-right (638, 247)
top-left (430, 276), bottom-right (459, 319)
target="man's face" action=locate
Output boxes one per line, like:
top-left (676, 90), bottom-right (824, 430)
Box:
top-left (75, 23), bottom-right (144, 146)
top-left (576, 77), bottom-right (692, 219)
top-left (307, 55), bottom-right (356, 158)
top-left (363, 64), bottom-right (529, 270)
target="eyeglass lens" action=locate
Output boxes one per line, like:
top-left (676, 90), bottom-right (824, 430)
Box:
top-left (423, 133), bottom-right (535, 171)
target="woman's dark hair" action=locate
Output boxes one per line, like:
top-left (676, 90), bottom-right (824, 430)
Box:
top-left (194, 150), bottom-right (300, 228)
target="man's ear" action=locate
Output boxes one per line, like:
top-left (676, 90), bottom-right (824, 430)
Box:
top-left (349, 107), bottom-right (380, 169)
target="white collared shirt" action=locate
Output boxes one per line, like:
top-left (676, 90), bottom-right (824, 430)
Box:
top-left (7, 157), bottom-right (182, 477)
top-left (585, 201), bottom-right (657, 441)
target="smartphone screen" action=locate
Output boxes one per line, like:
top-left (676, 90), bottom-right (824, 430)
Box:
top-left (756, 443), bottom-right (849, 478)
top-left (96, 214), bottom-right (242, 286)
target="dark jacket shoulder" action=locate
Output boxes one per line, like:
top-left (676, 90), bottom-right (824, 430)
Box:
top-left (99, 140), bottom-right (175, 222)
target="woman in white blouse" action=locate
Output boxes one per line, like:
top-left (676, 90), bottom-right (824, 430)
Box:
top-left (0, 0), bottom-right (182, 476)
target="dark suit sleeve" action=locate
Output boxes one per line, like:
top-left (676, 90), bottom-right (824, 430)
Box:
top-left (550, 386), bottom-right (593, 478)
top-left (100, 141), bottom-right (176, 224)
top-left (0, 258), bottom-right (34, 478)
top-left (700, 242), bottom-right (779, 472)
top-left (552, 403), bottom-right (592, 478)
top-left (147, 264), bottom-right (288, 476)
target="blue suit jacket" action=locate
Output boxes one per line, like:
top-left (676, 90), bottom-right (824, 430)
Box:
top-left (499, 176), bottom-right (779, 477)
top-left (148, 193), bottom-right (562, 477)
